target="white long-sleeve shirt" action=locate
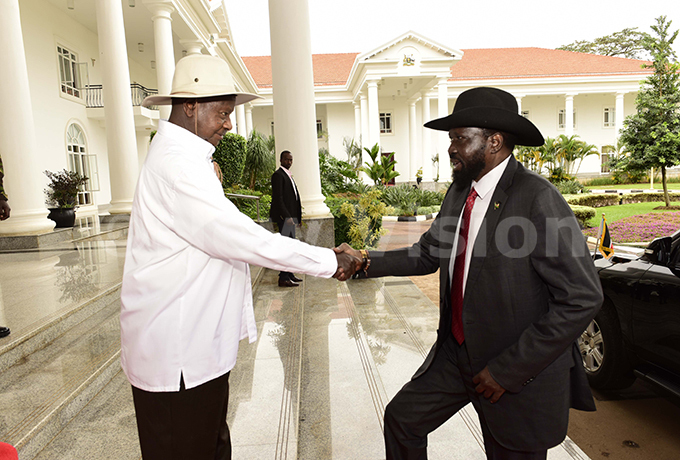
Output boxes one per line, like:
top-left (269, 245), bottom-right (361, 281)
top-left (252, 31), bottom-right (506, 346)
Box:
top-left (121, 120), bottom-right (337, 392)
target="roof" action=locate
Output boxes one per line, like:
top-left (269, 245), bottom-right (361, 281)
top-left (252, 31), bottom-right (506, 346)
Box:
top-left (242, 48), bottom-right (652, 89)
top-left (449, 48), bottom-right (652, 81)
top-left (242, 53), bottom-right (359, 89)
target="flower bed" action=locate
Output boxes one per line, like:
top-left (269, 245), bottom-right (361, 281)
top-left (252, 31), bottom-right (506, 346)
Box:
top-left (582, 212), bottom-right (680, 243)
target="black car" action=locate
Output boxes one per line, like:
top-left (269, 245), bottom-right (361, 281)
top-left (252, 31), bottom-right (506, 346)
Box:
top-left (579, 228), bottom-right (680, 397)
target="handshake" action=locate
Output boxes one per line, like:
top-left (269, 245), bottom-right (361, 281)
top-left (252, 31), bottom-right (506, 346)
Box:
top-left (332, 243), bottom-right (365, 281)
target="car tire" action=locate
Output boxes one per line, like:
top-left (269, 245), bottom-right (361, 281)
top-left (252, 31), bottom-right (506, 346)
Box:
top-left (579, 300), bottom-right (636, 390)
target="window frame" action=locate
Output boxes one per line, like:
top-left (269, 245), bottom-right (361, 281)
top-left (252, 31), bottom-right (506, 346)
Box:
top-left (379, 112), bottom-right (393, 134)
top-left (66, 123), bottom-right (99, 207)
top-left (603, 107), bottom-right (616, 128)
top-left (57, 44), bottom-right (87, 103)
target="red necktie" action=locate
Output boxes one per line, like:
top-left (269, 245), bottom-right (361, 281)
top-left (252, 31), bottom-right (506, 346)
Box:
top-left (451, 187), bottom-right (477, 345)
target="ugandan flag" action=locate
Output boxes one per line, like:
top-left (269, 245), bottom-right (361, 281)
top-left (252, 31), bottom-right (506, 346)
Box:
top-left (598, 215), bottom-right (614, 259)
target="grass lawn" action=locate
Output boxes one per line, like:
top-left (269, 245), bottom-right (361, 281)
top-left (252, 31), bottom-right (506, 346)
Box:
top-left (586, 183), bottom-right (680, 190)
top-left (581, 202), bottom-right (680, 243)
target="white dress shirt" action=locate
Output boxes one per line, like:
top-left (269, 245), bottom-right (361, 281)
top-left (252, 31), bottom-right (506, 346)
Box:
top-left (121, 120), bottom-right (337, 392)
top-left (449, 155), bottom-right (511, 293)
top-left (281, 166), bottom-right (298, 200)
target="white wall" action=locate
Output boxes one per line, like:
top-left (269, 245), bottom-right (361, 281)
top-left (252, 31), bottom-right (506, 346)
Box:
top-left (326, 103), bottom-right (355, 161)
top-left (19, 0), bottom-right (112, 207)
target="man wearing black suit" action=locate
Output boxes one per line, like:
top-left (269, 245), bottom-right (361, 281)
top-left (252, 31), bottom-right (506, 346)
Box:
top-left (336, 87), bottom-right (603, 459)
top-left (270, 150), bottom-right (303, 287)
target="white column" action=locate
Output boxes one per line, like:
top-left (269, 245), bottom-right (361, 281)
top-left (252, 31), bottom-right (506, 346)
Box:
top-left (353, 102), bottom-right (361, 142)
top-left (96, 0), bottom-right (139, 214)
top-left (408, 99), bottom-right (418, 182)
top-left (515, 95), bottom-right (523, 114)
top-left (565, 93), bottom-right (575, 137)
top-left (268, 0), bottom-right (329, 217)
top-left (421, 94), bottom-right (433, 182)
top-left (244, 103), bottom-right (253, 137)
top-left (615, 92), bottom-right (625, 138)
top-left (367, 79), bottom-right (380, 151)
top-left (360, 92), bottom-right (368, 149)
top-left (180, 38), bottom-right (203, 56)
top-left (235, 104), bottom-right (247, 138)
top-left (437, 77), bottom-right (451, 181)
top-left (0, 0), bottom-right (54, 234)
top-left (145, 1), bottom-right (175, 121)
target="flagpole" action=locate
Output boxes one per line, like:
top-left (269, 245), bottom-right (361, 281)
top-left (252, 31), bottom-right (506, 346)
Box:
top-left (593, 213), bottom-right (604, 260)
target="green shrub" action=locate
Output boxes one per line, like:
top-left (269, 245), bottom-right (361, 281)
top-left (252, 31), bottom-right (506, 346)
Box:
top-left (213, 133), bottom-right (246, 187)
top-left (380, 184), bottom-right (445, 215)
top-left (556, 179), bottom-right (589, 195)
top-left (417, 205), bottom-right (440, 215)
top-left (620, 192), bottom-right (680, 204)
top-left (326, 192), bottom-right (387, 249)
top-left (319, 148), bottom-right (362, 196)
top-left (569, 205), bottom-right (596, 227)
top-left (566, 194), bottom-right (620, 208)
top-left (224, 187), bottom-right (271, 221)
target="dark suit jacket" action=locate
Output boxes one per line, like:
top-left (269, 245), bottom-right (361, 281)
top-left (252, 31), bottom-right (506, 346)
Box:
top-left (270, 167), bottom-right (302, 224)
top-left (368, 155), bottom-right (603, 451)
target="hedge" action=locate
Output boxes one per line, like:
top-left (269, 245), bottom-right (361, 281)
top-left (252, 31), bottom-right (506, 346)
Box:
top-left (569, 205), bottom-right (596, 228)
top-left (565, 194), bottom-right (620, 208)
top-left (620, 192), bottom-right (680, 204)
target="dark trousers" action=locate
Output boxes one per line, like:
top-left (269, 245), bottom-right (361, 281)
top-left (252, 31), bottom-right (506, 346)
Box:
top-left (131, 372), bottom-right (231, 460)
top-left (384, 336), bottom-right (547, 460)
top-left (275, 218), bottom-right (298, 280)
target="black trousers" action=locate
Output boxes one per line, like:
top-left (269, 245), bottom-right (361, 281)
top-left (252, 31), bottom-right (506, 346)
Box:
top-left (275, 218), bottom-right (298, 280)
top-left (131, 372), bottom-right (231, 460)
top-left (384, 336), bottom-right (547, 460)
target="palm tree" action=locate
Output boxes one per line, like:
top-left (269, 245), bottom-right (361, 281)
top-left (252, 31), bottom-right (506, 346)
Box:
top-left (242, 130), bottom-right (275, 190)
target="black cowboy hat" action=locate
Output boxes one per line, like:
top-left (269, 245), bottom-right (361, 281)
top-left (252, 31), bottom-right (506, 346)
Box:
top-left (424, 87), bottom-right (544, 146)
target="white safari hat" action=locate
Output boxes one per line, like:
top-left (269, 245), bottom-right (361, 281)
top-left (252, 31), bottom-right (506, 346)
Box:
top-left (142, 54), bottom-right (261, 107)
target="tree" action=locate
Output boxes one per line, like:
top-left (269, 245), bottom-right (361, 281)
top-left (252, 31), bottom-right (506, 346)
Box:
top-left (213, 132), bottom-right (247, 187)
top-left (360, 143), bottom-right (400, 186)
top-left (242, 130), bottom-right (275, 190)
top-left (620, 16), bottom-right (680, 207)
top-left (558, 27), bottom-right (648, 59)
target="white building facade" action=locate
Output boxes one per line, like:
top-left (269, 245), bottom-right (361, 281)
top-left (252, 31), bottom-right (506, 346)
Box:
top-left (0, 0), bottom-right (655, 234)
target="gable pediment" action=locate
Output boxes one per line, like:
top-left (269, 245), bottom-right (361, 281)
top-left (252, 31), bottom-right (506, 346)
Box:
top-left (359, 31), bottom-right (463, 63)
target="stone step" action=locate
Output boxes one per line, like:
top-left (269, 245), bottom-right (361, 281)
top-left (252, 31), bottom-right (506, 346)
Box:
top-left (0, 297), bottom-right (122, 459)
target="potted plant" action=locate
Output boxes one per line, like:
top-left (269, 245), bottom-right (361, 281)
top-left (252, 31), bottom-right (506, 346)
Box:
top-left (44, 169), bottom-right (88, 228)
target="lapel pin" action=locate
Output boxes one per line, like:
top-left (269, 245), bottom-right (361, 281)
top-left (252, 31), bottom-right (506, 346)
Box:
top-left (494, 201), bottom-right (501, 210)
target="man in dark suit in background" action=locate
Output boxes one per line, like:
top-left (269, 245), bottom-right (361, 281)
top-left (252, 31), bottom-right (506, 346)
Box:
top-left (270, 150), bottom-right (303, 287)
top-left (336, 87), bottom-right (603, 459)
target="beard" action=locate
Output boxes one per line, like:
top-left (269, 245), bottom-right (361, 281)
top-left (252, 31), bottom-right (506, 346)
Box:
top-left (452, 146), bottom-right (486, 191)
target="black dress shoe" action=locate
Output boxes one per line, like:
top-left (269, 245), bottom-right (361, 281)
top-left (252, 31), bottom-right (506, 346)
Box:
top-left (289, 275), bottom-right (302, 283)
top-left (278, 279), bottom-right (299, 287)
top-left (0, 326), bottom-right (10, 338)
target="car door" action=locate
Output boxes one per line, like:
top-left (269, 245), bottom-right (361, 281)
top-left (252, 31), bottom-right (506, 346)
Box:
top-left (632, 236), bottom-right (680, 376)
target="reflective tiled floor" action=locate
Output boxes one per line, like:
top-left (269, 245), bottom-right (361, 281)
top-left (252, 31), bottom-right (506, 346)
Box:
top-left (0, 221), bottom-right (592, 459)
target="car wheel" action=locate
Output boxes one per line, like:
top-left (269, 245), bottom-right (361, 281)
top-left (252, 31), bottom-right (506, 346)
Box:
top-left (578, 300), bottom-right (635, 390)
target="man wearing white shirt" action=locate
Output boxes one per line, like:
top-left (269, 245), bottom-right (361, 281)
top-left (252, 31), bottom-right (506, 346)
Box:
top-left (270, 150), bottom-right (303, 287)
top-left (122, 54), bottom-right (358, 460)
top-left (337, 87), bottom-right (602, 459)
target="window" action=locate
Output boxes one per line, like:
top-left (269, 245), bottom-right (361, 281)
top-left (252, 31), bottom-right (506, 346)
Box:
top-left (521, 110), bottom-right (530, 119)
top-left (558, 109), bottom-right (577, 129)
top-left (57, 45), bottom-right (86, 98)
top-left (317, 119), bottom-right (324, 139)
top-left (603, 107), bottom-right (616, 128)
top-left (601, 145), bottom-right (615, 174)
top-left (380, 112), bottom-right (392, 134)
top-left (66, 124), bottom-right (99, 206)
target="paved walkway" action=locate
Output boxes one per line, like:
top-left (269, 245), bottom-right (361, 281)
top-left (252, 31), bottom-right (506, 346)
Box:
top-left (0, 219), bottom-right (592, 459)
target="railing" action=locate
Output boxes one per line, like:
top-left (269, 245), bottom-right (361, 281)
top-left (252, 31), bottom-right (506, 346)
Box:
top-left (84, 84), bottom-right (158, 109)
top-left (226, 193), bottom-right (261, 221)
